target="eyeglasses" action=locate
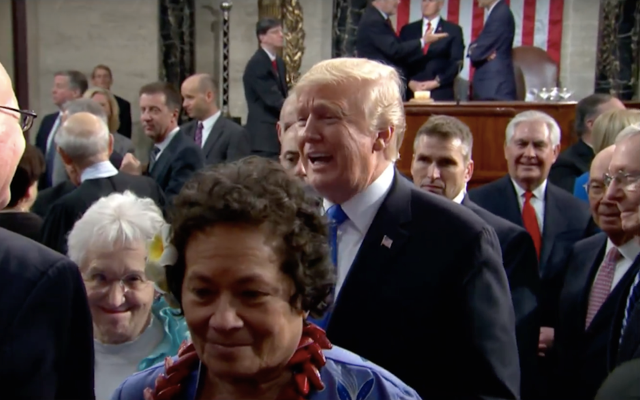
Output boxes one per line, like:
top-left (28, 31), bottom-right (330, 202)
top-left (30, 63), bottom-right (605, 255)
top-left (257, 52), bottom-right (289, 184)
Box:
top-left (603, 171), bottom-right (640, 192)
top-left (82, 272), bottom-right (151, 294)
top-left (583, 181), bottom-right (606, 197)
top-left (0, 106), bottom-right (37, 131)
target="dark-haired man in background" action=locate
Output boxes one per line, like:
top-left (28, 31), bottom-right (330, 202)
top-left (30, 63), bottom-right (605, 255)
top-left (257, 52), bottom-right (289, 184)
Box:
top-left (549, 93), bottom-right (625, 193)
top-left (243, 18), bottom-right (287, 160)
top-left (35, 70), bottom-right (88, 189)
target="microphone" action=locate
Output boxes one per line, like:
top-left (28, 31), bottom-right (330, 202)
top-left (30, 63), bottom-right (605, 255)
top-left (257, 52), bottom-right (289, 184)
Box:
top-left (455, 60), bottom-right (464, 106)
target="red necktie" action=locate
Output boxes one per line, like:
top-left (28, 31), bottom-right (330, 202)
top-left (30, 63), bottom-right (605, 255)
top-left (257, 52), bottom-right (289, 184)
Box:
top-left (522, 191), bottom-right (541, 259)
top-left (271, 59), bottom-right (278, 75)
top-left (585, 247), bottom-right (621, 328)
top-left (423, 21), bottom-right (432, 54)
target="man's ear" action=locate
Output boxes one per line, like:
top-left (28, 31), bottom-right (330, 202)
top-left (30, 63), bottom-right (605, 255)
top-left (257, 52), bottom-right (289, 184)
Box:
top-left (373, 126), bottom-right (393, 152)
top-left (57, 146), bottom-right (73, 165)
top-left (276, 121), bottom-right (283, 141)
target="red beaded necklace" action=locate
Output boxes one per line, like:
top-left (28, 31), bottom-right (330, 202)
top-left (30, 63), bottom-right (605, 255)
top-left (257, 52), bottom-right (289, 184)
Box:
top-left (143, 323), bottom-right (332, 400)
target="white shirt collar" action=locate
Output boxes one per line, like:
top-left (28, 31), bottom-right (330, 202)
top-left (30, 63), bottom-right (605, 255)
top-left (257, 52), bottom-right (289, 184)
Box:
top-left (155, 126), bottom-right (180, 153)
top-left (423, 15), bottom-right (441, 31)
top-left (607, 237), bottom-right (640, 262)
top-left (511, 178), bottom-right (547, 200)
top-left (200, 110), bottom-right (221, 145)
top-left (261, 46), bottom-right (277, 61)
top-left (376, 7), bottom-right (389, 20)
top-left (80, 160), bottom-right (119, 183)
top-left (323, 163), bottom-right (395, 234)
top-left (452, 188), bottom-right (466, 204)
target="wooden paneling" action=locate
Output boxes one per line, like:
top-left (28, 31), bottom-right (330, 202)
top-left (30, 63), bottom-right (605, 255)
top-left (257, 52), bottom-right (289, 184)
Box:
top-left (400, 101), bottom-right (640, 188)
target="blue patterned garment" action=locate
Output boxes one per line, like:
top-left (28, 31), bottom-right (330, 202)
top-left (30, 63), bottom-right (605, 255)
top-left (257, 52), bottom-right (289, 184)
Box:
top-left (111, 345), bottom-right (421, 400)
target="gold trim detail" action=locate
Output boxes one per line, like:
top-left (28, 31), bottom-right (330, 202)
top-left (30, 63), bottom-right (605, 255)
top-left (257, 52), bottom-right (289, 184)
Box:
top-left (282, 0), bottom-right (305, 87)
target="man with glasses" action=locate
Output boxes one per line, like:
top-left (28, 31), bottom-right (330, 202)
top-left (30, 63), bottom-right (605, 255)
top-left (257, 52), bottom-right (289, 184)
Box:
top-left (0, 61), bottom-right (96, 398)
top-left (604, 124), bottom-right (640, 368)
top-left (554, 145), bottom-right (640, 400)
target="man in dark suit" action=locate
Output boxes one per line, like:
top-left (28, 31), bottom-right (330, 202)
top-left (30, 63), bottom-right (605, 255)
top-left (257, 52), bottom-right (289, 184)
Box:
top-left (468, 0), bottom-right (517, 100)
top-left (242, 18), bottom-right (288, 160)
top-left (120, 82), bottom-right (204, 204)
top-left (554, 146), bottom-right (640, 400)
top-left (605, 127), bottom-right (640, 368)
top-left (295, 57), bottom-right (520, 399)
top-left (180, 73), bottom-right (250, 165)
top-left (91, 64), bottom-right (133, 139)
top-left (399, 0), bottom-right (464, 101)
top-left (35, 70), bottom-right (88, 188)
top-left (549, 93), bottom-right (625, 193)
top-left (32, 180), bottom-right (76, 218)
top-left (356, 0), bottom-right (447, 85)
top-left (410, 115), bottom-right (540, 399)
top-left (41, 112), bottom-right (165, 255)
top-left (0, 61), bottom-right (95, 399)
top-left (468, 111), bottom-right (598, 395)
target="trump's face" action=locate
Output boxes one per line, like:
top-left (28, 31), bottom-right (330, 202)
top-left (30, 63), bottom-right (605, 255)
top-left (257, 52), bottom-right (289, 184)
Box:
top-left (0, 62), bottom-right (26, 209)
top-left (296, 82), bottom-right (390, 204)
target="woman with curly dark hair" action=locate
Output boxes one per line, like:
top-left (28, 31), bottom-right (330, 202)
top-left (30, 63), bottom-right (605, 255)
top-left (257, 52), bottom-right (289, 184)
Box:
top-left (112, 156), bottom-right (420, 400)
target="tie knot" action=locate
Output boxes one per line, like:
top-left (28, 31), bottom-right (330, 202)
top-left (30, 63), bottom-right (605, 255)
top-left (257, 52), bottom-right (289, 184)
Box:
top-left (327, 205), bottom-right (349, 226)
top-left (152, 146), bottom-right (161, 156)
top-left (606, 247), bottom-right (622, 263)
top-left (524, 191), bottom-right (534, 201)
top-left (197, 122), bottom-right (204, 131)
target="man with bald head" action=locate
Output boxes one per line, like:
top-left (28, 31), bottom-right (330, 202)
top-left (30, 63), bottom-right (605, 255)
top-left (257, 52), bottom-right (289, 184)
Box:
top-left (277, 93), bottom-right (305, 179)
top-left (0, 62), bottom-right (95, 399)
top-left (41, 112), bottom-right (165, 254)
top-left (180, 73), bottom-right (250, 165)
top-left (555, 145), bottom-right (640, 400)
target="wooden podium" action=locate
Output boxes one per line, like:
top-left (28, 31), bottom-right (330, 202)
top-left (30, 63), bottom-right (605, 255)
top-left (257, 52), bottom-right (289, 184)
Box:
top-left (399, 101), bottom-right (639, 188)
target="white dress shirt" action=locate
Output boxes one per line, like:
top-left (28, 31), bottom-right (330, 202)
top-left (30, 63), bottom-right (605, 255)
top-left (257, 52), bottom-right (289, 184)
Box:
top-left (452, 188), bottom-right (467, 204)
top-left (422, 15), bottom-right (441, 35)
top-left (45, 113), bottom-right (62, 153)
top-left (154, 127), bottom-right (180, 160)
top-left (323, 164), bottom-right (395, 295)
top-left (80, 160), bottom-right (119, 183)
top-left (199, 110), bottom-right (221, 148)
top-left (261, 46), bottom-right (277, 62)
top-left (512, 179), bottom-right (547, 233)
top-left (592, 239), bottom-right (640, 292)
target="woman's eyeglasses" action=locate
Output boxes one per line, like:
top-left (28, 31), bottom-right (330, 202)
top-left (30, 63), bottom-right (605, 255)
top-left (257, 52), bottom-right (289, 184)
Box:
top-left (0, 105), bottom-right (37, 131)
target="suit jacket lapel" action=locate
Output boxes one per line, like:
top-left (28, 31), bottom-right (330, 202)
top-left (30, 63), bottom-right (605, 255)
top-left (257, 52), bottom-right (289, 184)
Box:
top-left (334, 172), bottom-right (411, 306)
top-left (202, 117), bottom-right (226, 158)
top-left (151, 132), bottom-right (181, 180)
top-left (499, 176), bottom-right (524, 227)
top-left (617, 256), bottom-right (640, 363)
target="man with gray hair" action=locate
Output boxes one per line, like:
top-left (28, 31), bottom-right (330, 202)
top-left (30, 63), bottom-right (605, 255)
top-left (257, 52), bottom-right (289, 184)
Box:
top-left (41, 112), bottom-right (165, 254)
top-left (34, 70), bottom-right (88, 188)
top-left (469, 110), bottom-right (598, 396)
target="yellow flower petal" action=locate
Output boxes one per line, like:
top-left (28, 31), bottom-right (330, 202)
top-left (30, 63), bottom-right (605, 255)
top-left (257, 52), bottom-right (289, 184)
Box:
top-left (148, 235), bottom-right (164, 261)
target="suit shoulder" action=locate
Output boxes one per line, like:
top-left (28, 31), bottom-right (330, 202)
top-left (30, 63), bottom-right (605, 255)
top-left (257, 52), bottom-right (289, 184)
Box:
top-left (573, 232), bottom-right (607, 252)
top-left (222, 117), bottom-right (245, 133)
top-left (179, 120), bottom-right (197, 131)
top-left (442, 19), bottom-right (463, 32)
top-left (468, 177), bottom-right (506, 198)
top-left (115, 95), bottom-right (131, 106)
top-left (548, 183), bottom-right (590, 211)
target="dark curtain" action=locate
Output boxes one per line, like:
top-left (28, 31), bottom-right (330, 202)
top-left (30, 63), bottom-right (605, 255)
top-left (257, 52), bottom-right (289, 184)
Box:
top-left (159, 0), bottom-right (195, 122)
top-left (332, 0), bottom-right (369, 58)
top-left (594, 0), bottom-right (640, 100)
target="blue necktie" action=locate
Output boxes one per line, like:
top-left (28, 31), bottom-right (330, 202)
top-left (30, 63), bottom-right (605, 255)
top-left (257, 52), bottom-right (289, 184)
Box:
top-left (620, 271), bottom-right (640, 343)
top-left (308, 204), bottom-right (349, 330)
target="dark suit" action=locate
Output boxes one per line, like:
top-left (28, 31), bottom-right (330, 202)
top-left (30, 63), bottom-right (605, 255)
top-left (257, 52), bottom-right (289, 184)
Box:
top-left (32, 180), bottom-right (77, 218)
top-left (399, 17), bottom-right (464, 101)
top-left (147, 130), bottom-right (205, 204)
top-left (327, 173), bottom-right (520, 399)
top-left (468, 176), bottom-right (598, 327)
top-left (613, 255), bottom-right (640, 367)
top-left (468, 0), bottom-right (517, 100)
top-left (242, 48), bottom-right (287, 158)
top-left (115, 95), bottom-right (132, 139)
top-left (35, 112), bottom-right (60, 189)
top-left (549, 139), bottom-right (594, 193)
top-left (180, 116), bottom-right (250, 166)
top-left (0, 228), bottom-right (94, 399)
top-left (356, 6), bottom-right (423, 77)
top-left (554, 233), bottom-right (639, 399)
top-left (463, 196), bottom-right (541, 399)
top-left (41, 172), bottom-right (165, 255)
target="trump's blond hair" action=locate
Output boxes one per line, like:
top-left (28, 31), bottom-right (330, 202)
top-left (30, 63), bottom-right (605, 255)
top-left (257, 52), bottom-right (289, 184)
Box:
top-left (293, 58), bottom-right (406, 161)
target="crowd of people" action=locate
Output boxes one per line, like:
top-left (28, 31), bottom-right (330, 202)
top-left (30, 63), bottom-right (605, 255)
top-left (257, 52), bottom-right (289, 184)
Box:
top-left (1, 2), bottom-right (640, 400)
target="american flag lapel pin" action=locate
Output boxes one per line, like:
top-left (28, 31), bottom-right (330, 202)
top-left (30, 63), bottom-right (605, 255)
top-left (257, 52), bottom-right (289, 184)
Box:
top-left (381, 235), bottom-right (393, 249)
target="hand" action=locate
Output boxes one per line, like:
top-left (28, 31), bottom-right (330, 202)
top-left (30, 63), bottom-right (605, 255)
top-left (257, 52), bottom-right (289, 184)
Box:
top-left (408, 80), bottom-right (427, 92)
top-left (423, 28), bottom-right (448, 44)
top-left (487, 51), bottom-right (497, 61)
top-left (422, 80), bottom-right (440, 90)
top-left (538, 327), bottom-right (555, 357)
top-left (120, 152), bottom-right (142, 175)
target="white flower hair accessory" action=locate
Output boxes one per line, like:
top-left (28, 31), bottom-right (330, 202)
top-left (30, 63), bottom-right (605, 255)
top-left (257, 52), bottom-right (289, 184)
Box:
top-left (145, 224), bottom-right (180, 308)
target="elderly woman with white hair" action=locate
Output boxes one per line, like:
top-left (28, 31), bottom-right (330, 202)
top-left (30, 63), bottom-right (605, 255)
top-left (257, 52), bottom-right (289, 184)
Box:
top-left (67, 190), bottom-right (189, 400)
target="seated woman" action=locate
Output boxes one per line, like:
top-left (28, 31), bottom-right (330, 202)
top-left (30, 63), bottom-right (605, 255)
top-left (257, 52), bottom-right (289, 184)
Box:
top-left (66, 191), bottom-right (190, 400)
top-left (573, 109), bottom-right (640, 201)
top-left (84, 86), bottom-right (135, 156)
top-left (0, 143), bottom-right (45, 241)
top-left (112, 157), bottom-right (420, 400)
